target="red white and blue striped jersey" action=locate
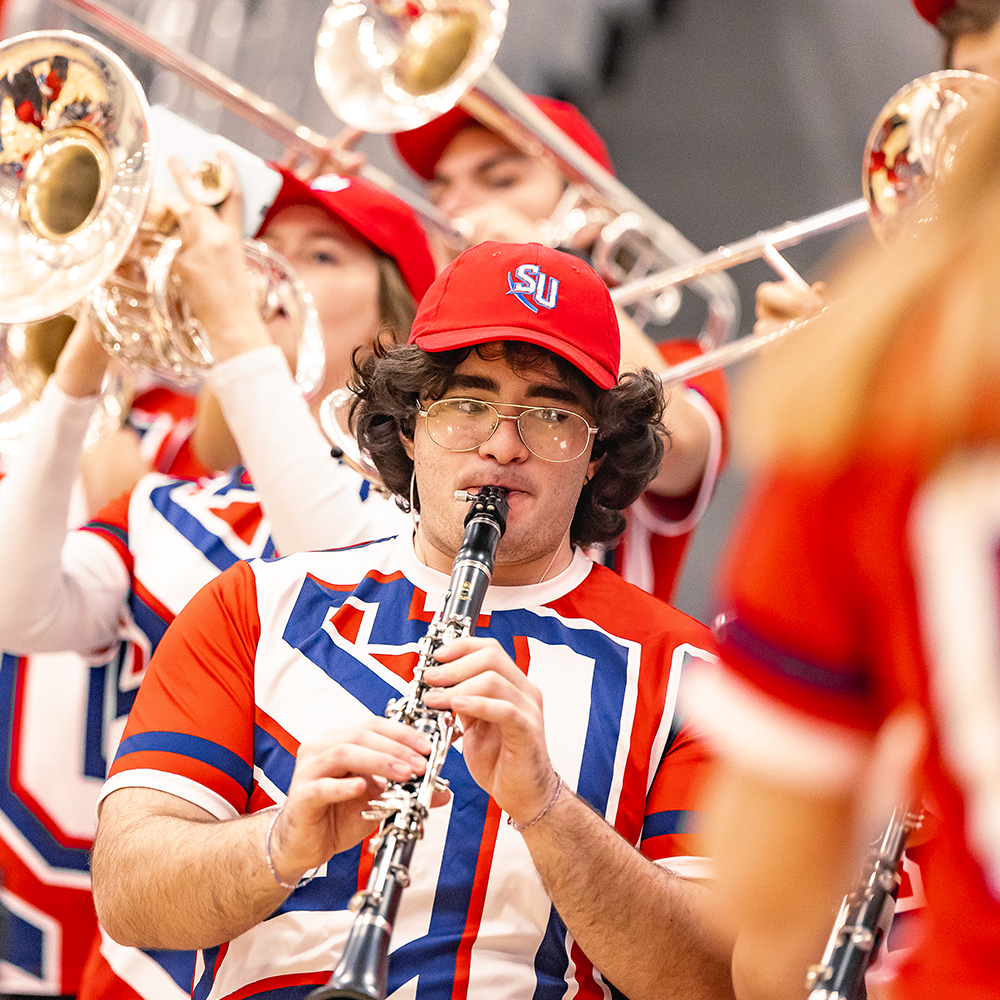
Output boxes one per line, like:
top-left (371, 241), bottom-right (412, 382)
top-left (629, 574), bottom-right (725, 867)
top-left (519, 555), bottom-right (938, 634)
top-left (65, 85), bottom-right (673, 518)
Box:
top-left (104, 534), bottom-right (715, 1000)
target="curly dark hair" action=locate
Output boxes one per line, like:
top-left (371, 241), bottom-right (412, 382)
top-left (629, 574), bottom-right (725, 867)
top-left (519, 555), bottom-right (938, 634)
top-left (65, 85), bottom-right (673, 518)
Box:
top-left (350, 334), bottom-right (668, 548)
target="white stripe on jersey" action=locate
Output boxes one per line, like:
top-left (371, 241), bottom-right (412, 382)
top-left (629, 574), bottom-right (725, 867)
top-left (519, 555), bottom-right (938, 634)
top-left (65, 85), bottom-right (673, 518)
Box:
top-left (911, 450), bottom-right (1000, 898)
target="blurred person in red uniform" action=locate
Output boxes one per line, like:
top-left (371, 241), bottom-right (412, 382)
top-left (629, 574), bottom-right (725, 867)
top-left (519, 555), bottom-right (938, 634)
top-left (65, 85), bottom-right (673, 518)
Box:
top-left (389, 96), bottom-right (729, 604)
top-left (685, 91), bottom-right (1000, 1000)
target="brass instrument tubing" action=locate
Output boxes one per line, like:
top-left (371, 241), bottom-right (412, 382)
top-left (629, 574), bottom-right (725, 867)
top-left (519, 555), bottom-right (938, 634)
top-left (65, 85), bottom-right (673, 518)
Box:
top-left (50, 0), bottom-right (463, 241)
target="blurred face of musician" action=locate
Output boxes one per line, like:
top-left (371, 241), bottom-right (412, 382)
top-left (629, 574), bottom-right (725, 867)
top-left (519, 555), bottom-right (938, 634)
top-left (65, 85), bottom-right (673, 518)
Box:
top-left (403, 348), bottom-right (599, 587)
top-left (951, 19), bottom-right (1000, 80)
top-left (258, 204), bottom-right (382, 408)
top-left (427, 125), bottom-right (567, 229)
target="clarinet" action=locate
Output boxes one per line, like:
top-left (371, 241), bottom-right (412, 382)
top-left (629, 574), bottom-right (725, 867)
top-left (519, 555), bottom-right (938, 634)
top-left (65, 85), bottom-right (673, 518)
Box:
top-left (805, 803), bottom-right (922, 1000)
top-left (309, 486), bottom-right (509, 1000)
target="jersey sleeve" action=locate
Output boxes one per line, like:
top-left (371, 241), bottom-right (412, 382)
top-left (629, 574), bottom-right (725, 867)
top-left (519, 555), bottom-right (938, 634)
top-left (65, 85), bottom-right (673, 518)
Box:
top-left (641, 721), bottom-right (714, 878)
top-left (126, 384), bottom-right (212, 480)
top-left (646, 338), bottom-right (730, 530)
top-left (102, 559), bottom-right (262, 820)
top-left (690, 464), bottom-right (881, 791)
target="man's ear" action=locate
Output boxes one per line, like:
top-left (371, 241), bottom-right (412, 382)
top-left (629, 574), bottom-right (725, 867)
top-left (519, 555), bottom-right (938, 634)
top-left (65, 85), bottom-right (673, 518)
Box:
top-left (400, 427), bottom-right (415, 460)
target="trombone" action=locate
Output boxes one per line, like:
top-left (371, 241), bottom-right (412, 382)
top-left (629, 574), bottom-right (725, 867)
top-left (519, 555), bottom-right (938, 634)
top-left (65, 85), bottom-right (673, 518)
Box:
top-left (641, 69), bottom-right (1000, 384)
top-left (50, 0), bottom-right (465, 248)
top-left (54, 0), bottom-right (740, 348)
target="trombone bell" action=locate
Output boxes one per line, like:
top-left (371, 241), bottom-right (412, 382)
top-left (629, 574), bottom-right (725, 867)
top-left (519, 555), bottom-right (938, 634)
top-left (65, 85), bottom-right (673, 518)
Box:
top-left (314, 0), bottom-right (508, 133)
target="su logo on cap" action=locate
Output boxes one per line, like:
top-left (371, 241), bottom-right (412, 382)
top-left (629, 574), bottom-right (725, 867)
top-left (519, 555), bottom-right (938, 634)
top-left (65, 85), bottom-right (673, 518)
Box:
top-left (507, 264), bottom-right (560, 313)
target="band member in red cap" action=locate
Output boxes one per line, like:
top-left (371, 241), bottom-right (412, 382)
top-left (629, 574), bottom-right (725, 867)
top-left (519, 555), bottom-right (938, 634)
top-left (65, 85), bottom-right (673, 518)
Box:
top-left (91, 242), bottom-right (735, 1000)
top-left (392, 96), bottom-right (730, 607)
top-left (0, 164), bottom-right (436, 1000)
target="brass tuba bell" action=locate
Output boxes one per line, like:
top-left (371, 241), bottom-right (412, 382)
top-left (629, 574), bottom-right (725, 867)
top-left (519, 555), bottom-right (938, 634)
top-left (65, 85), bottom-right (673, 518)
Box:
top-left (0, 30), bottom-right (325, 456)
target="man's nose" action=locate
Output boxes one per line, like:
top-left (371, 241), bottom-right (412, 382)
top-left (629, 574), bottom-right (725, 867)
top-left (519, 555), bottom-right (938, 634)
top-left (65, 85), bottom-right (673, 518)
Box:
top-left (478, 415), bottom-right (528, 463)
top-left (434, 180), bottom-right (479, 219)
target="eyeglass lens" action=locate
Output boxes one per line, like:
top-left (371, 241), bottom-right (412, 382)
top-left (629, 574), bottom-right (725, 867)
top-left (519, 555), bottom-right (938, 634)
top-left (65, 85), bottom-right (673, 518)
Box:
top-left (424, 398), bottom-right (593, 462)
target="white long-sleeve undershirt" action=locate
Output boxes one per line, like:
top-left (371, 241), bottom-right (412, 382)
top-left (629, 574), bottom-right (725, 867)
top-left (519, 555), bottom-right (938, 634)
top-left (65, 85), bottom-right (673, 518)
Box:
top-left (206, 346), bottom-right (406, 556)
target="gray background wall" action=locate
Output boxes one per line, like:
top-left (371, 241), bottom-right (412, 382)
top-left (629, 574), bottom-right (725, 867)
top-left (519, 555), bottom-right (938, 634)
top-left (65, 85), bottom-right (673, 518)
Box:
top-left (5, 0), bottom-right (942, 624)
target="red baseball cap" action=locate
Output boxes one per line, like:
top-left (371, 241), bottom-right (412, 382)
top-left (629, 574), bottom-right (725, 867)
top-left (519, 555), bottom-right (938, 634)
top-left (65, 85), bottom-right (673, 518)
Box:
top-left (392, 95), bottom-right (615, 181)
top-left (912, 0), bottom-right (954, 24)
top-left (257, 167), bottom-right (437, 302)
top-left (408, 241), bottom-right (619, 389)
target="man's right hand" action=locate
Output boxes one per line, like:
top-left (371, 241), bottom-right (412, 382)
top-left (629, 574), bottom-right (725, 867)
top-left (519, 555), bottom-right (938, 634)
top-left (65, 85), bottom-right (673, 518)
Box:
top-left (266, 717), bottom-right (444, 885)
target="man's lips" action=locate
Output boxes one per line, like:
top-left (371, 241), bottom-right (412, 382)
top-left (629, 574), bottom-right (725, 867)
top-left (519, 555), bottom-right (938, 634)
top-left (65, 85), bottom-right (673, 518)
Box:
top-left (458, 481), bottom-right (530, 499)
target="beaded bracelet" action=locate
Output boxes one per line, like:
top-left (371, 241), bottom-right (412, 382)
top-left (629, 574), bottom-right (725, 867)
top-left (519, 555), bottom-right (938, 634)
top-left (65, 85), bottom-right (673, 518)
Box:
top-left (507, 774), bottom-right (563, 833)
top-left (265, 806), bottom-right (319, 891)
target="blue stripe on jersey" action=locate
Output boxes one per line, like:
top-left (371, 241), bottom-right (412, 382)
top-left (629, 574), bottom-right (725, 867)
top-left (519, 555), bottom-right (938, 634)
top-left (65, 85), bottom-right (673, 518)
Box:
top-left (478, 608), bottom-right (629, 818)
top-left (143, 947), bottom-right (197, 992)
top-left (282, 574), bottom-right (426, 716)
top-left (7, 906), bottom-right (44, 978)
top-left (716, 614), bottom-right (870, 697)
top-left (0, 653), bottom-right (94, 873)
top-left (193, 945), bottom-right (219, 1000)
top-left (387, 758), bottom-right (491, 998)
top-left (148, 479), bottom-right (271, 576)
top-left (254, 723), bottom-right (297, 798)
top-left (84, 662), bottom-right (110, 780)
top-left (533, 910), bottom-right (571, 1000)
top-left (641, 809), bottom-right (689, 839)
top-left (115, 731), bottom-right (253, 795)
top-left (83, 519), bottom-right (129, 548)
top-left (128, 589), bottom-right (170, 654)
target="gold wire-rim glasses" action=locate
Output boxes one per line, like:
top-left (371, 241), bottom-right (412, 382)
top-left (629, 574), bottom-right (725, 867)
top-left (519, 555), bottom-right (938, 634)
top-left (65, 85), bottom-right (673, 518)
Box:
top-left (416, 397), bottom-right (599, 463)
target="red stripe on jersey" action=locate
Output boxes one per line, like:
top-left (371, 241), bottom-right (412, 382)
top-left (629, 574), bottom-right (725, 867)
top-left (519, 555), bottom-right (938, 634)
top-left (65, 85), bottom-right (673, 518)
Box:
top-left (511, 634), bottom-right (530, 676)
top-left (408, 586), bottom-right (434, 625)
top-left (214, 942), bottom-right (229, 980)
top-left (405, 581), bottom-right (490, 629)
top-left (371, 650), bottom-right (419, 682)
top-left (453, 797), bottom-right (503, 1000)
top-left (615, 644), bottom-right (674, 842)
top-left (254, 707), bottom-right (300, 758)
top-left (569, 940), bottom-right (604, 998)
top-left (132, 577), bottom-right (176, 631)
top-left (8, 658), bottom-right (91, 850)
top-left (331, 602), bottom-right (365, 645)
top-left (357, 831), bottom-right (375, 892)
top-left (219, 970), bottom-right (329, 1000)
top-left (0, 839), bottom-right (97, 994)
top-left (83, 489), bottom-right (133, 574)
top-left (209, 501), bottom-right (266, 546)
top-left (248, 787), bottom-right (276, 813)
top-left (79, 934), bottom-right (149, 1000)
top-left (307, 568), bottom-right (406, 593)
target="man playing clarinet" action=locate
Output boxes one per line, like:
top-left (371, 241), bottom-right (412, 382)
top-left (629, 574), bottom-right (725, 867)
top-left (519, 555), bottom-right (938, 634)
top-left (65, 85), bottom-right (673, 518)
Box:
top-left (91, 242), bottom-right (734, 1000)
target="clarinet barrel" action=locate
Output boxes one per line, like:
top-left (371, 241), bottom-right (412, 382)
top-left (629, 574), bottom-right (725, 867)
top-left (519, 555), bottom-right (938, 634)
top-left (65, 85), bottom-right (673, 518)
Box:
top-left (309, 487), bottom-right (509, 1000)
top-left (806, 804), bottom-right (921, 1000)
